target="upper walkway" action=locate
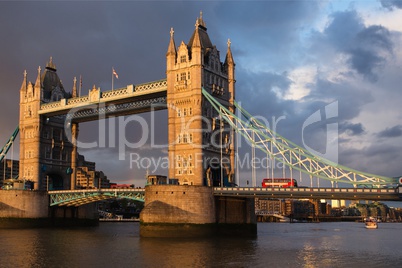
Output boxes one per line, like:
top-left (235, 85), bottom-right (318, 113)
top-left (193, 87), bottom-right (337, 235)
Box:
top-left (38, 79), bottom-right (167, 122)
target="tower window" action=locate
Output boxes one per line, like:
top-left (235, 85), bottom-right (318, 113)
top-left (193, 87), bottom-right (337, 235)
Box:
top-left (180, 55), bottom-right (186, 63)
top-left (45, 146), bottom-right (51, 159)
top-left (181, 72), bottom-right (186, 81)
top-left (43, 128), bottom-right (50, 139)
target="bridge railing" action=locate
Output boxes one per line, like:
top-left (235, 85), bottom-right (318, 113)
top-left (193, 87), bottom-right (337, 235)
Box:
top-left (213, 186), bottom-right (402, 201)
top-left (48, 188), bottom-right (145, 206)
top-left (39, 79), bottom-right (167, 113)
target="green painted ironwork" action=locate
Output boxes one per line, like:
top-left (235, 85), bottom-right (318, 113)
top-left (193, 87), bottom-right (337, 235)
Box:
top-left (49, 189), bottom-right (145, 206)
top-left (0, 126), bottom-right (19, 163)
top-left (202, 88), bottom-right (397, 188)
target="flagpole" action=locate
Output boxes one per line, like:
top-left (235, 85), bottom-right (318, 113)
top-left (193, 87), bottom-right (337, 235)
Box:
top-left (79, 75), bottom-right (82, 97)
top-left (112, 67), bottom-right (114, 91)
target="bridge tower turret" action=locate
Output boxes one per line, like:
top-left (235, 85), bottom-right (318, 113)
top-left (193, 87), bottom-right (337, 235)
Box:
top-left (166, 13), bottom-right (236, 187)
top-left (19, 58), bottom-right (74, 190)
top-left (19, 67), bottom-right (42, 189)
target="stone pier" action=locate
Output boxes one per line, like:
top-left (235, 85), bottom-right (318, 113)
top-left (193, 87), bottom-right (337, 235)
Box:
top-left (140, 185), bottom-right (256, 237)
top-left (0, 190), bottom-right (98, 228)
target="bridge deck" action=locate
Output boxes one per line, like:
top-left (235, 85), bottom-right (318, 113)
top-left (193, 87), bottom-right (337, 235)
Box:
top-left (213, 187), bottom-right (402, 201)
top-left (48, 186), bottom-right (402, 207)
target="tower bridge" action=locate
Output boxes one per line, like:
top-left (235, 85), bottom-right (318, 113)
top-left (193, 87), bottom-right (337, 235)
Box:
top-left (1, 13), bottom-right (401, 234)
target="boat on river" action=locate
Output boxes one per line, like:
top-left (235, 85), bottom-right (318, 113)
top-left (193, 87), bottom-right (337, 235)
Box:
top-left (365, 218), bottom-right (378, 229)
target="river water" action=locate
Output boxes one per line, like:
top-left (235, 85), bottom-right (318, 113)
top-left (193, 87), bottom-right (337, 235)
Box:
top-left (1, 222), bottom-right (401, 268)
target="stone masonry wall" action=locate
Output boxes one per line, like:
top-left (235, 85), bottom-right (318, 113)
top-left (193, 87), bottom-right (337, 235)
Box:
top-left (0, 190), bottom-right (49, 218)
top-left (140, 185), bottom-right (216, 224)
top-left (215, 196), bottom-right (256, 224)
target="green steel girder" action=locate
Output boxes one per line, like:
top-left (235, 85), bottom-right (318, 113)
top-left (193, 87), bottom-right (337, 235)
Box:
top-left (0, 126), bottom-right (19, 162)
top-left (49, 189), bottom-right (145, 207)
top-left (202, 88), bottom-right (398, 188)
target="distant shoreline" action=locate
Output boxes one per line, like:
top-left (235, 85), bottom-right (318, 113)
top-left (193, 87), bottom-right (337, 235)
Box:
top-left (99, 218), bottom-right (139, 222)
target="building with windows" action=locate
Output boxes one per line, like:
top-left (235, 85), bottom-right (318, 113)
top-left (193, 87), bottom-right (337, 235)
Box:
top-left (0, 159), bottom-right (19, 181)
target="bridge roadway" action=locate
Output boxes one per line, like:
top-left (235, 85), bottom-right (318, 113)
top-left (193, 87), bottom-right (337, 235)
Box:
top-left (213, 186), bottom-right (402, 201)
top-left (48, 186), bottom-right (402, 206)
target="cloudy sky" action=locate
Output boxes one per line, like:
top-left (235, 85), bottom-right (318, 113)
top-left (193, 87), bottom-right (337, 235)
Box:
top-left (1, 1), bottom-right (401, 190)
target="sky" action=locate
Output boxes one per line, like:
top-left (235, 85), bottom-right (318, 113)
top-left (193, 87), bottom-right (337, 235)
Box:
top-left (1, 1), bottom-right (402, 194)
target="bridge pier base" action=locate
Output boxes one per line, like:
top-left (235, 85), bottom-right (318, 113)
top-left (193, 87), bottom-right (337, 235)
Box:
top-left (0, 190), bottom-right (98, 228)
top-left (140, 185), bottom-right (256, 237)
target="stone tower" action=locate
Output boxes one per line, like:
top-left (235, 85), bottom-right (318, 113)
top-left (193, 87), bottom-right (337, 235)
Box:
top-left (19, 58), bottom-right (74, 190)
top-left (166, 13), bottom-right (236, 186)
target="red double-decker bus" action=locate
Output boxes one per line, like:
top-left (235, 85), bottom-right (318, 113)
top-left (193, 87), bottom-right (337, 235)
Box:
top-left (261, 178), bottom-right (298, 188)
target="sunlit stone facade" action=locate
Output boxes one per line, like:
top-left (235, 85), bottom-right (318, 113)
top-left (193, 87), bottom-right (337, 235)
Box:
top-left (166, 13), bottom-right (236, 186)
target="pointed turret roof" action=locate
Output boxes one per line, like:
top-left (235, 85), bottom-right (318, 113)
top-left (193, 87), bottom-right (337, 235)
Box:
top-left (34, 66), bottom-right (41, 89)
top-left (224, 39), bottom-right (235, 66)
top-left (167, 27), bottom-right (177, 55)
top-left (20, 70), bottom-right (27, 92)
top-left (188, 11), bottom-right (213, 50)
top-left (40, 57), bottom-right (68, 101)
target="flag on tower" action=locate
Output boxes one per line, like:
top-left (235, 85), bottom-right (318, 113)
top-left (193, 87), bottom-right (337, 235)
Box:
top-left (112, 68), bottom-right (119, 79)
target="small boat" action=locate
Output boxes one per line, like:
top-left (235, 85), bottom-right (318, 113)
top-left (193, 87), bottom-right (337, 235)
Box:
top-left (365, 218), bottom-right (378, 229)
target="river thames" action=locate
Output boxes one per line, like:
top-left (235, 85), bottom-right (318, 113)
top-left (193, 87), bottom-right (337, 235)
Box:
top-left (1, 222), bottom-right (401, 267)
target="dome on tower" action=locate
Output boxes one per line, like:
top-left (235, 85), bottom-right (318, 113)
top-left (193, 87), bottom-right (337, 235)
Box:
top-left (188, 12), bottom-right (213, 51)
top-left (41, 57), bottom-right (70, 102)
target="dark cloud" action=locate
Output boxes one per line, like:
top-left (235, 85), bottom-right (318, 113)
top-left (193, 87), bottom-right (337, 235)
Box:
top-left (323, 10), bottom-right (365, 49)
top-left (377, 125), bottom-right (402, 138)
top-left (236, 70), bottom-right (292, 117)
top-left (356, 25), bottom-right (393, 52)
top-left (339, 122), bottom-right (365, 136)
top-left (380, 0), bottom-right (402, 10)
top-left (340, 143), bottom-right (402, 177)
top-left (306, 77), bottom-right (374, 122)
top-left (312, 11), bottom-right (393, 81)
top-left (347, 25), bottom-right (393, 81)
top-left (213, 1), bottom-right (322, 70)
